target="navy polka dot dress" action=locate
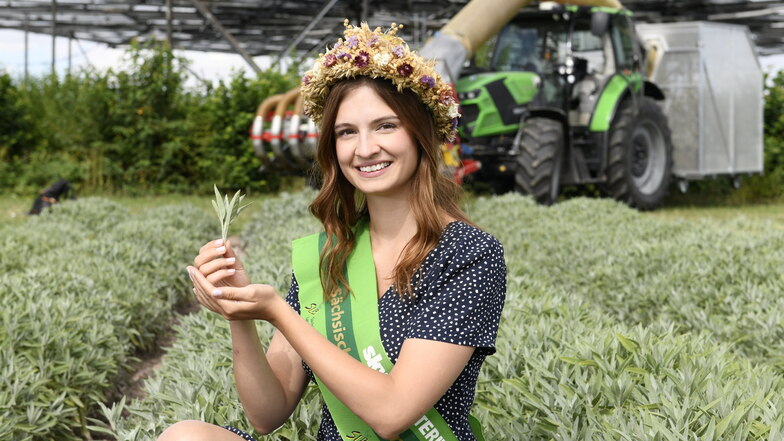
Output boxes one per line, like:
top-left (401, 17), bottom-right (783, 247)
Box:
top-left (225, 221), bottom-right (506, 441)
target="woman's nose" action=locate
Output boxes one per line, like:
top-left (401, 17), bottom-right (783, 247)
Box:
top-left (356, 132), bottom-right (381, 157)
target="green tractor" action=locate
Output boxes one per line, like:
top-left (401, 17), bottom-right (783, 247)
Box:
top-left (456, 5), bottom-right (672, 209)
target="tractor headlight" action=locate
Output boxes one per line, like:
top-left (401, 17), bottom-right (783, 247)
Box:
top-left (458, 89), bottom-right (481, 101)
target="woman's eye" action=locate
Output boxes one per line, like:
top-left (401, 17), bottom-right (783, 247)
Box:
top-left (377, 122), bottom-right (397, 131)
top-left (336, 128), bottom-right (355, 137)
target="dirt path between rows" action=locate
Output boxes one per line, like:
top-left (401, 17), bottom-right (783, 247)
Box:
top-left (117, 235), bottom-right (247, 401)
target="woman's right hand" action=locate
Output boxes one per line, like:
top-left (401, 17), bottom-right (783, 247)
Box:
top-left (192, 239), bottom-right (250, 289)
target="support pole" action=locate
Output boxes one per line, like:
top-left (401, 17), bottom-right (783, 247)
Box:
top-left (360, 0), bottom-right (369, 22)
top-left (24, 14), bottom-right (29, 82)
top-left (51, 0), bottom-right (57, 74)
top-left (68, 32), bottom-right (72, 75)
top-left (274, 0), bottom-right (340, 68)
top-left (166, 0), bottom-right (173, 47)
top-left (188, 0), bottom-right (262, 74)
top-left (75, 39), bottom-right (93, 69)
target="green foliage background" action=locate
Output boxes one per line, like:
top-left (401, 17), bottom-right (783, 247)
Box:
top-left (96, 191), bottom-right (784, 441)
top-left (0, 42), bottom-right (300, 196)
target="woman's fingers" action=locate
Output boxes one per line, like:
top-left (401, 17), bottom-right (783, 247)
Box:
top-left (194, 239), bottom-right (228, 267)
top-left (198, 256), bottom-right (238, 277)
top-left (206, 268), bottom-right (238, 285)
top-left (224, 240), bottom-right (243, 263)
top-left (189, 267), bottom-right (238, 317)
top-left (189, 268), bottom-right (222, 313)
top-left (188, 266), bottom-right (279, 321)
top-left (193, 239), bottom-right (250, 287)
top-left (193, 287), bottom-right (221, 314)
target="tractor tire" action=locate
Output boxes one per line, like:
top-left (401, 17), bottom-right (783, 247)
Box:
top-left (515, 117), bottom-right (564, 205)
top-left (604, 97), bottom-right (673, 210)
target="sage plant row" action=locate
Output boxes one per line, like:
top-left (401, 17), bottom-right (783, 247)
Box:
top-left (105, 192), bottom-right (784, 441)
top-left (0, 198), bottom-right (216, 441)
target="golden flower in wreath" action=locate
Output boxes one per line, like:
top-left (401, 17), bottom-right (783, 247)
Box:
top-left (300, 20), bottom-right (460, 143)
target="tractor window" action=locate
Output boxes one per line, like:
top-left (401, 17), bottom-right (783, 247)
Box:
top-left (571, 28), bottom-right (605, 75)
top-left (492, 22), bottom-right (568, 73)
top-left (610, 15), bottom-right (637, 71)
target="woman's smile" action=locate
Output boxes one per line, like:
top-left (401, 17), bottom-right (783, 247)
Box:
top-left (357, 161), bottom-right (392, 174)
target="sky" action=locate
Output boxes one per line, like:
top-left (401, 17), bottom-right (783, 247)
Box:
top-left (0, 29), bottom-right (281, 85)
top-left (2, 28), bottom-right (784, 84)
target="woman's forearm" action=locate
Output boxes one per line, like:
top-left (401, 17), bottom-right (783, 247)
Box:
top-left (229, 320), bottom-right (302, 434)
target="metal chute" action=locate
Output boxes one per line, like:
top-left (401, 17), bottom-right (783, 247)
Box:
top-left (251, 88), bottom-right (314, 172)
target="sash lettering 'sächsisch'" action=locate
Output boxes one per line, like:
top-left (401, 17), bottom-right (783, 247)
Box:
top-left (291, 220), bottom-right (485, 441)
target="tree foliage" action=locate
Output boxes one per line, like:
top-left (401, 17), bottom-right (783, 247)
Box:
top-left (0, 41), bottom-right (300, 195)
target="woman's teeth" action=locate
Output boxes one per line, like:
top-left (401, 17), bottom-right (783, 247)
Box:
top-left (359, 162), bottom-right (391, 173)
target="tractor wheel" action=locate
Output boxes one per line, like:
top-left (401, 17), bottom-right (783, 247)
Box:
top-left (604, 97), bottom-right (673, 210)
top-left (515, 117), bottom-right (564, 205)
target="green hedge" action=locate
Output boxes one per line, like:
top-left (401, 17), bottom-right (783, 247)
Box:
top-left (102, 191), bottom-right (784, 440)
top-left (0, 198), bottom-right (216, 440)
top-left (0, 42), bottom-right (300, 196)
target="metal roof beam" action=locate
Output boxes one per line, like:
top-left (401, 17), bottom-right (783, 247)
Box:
top-left (187, 0), bottom-right (261, 73)
top-left (276, 0), bottom-right (339, 63)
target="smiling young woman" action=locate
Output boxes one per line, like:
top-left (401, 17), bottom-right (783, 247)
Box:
top-left (160, 21), bottom-right (506, 441)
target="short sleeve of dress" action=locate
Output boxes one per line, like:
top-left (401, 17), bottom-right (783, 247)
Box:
top-left (404, 225), bottom-right (506, 356)
top-left (285, 272), bottom-right (301, 314)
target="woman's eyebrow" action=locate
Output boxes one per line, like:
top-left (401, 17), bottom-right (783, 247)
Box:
top-left (335, 115), bottom-right (400, 131)
top-left (371, 115), bottom-right (400, 125)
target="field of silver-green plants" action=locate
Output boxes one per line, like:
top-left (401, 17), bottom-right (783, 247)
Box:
top-left (0, 198), bottom-right (217, 441)
top-left (5, 191), bottom-right (784, 441)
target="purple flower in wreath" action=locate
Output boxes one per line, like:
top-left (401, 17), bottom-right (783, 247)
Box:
top-left (368, 35), bottom-right (379, 47)
top-left (337, 51), bottom-right (351, 61)
top-left (420, 75), bottom-right (436, 88)
top-left (323, 53), bottom-right (337, 67)
top-left (354, 51), bottom-right (370, 68)
top-left (397, 63), bottom-right (413, 77)
top-left (301, 75), bottom-right (310, 85)
top-left (392, 45), bottom-right (405, 58)
top-left (347, 36), bottom-right (359, 48)
top-left (451, 117), bottom-right (459, 129)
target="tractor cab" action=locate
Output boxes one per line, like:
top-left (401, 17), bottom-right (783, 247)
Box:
top-left (459, 6), bottom-right (642, 136)
top-left (456, 6), bottom-right (671, 209)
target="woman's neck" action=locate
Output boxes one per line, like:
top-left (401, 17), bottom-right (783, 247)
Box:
top-left (365, 193), bottom-right (417, 243)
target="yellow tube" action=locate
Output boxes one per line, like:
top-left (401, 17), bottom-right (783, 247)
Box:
top-left (255, 93), bottom-right (284, 118)
top-left (440, 0), bottom-right (534, 55)
top-left (275, 88), bottom-right (301, 117)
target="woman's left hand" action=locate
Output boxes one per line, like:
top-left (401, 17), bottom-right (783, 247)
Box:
top-left (187, 265), bottom-right (284, 322)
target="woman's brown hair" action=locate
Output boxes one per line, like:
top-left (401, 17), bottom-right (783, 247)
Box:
top-left (309, 76), bottom-right (472, 300)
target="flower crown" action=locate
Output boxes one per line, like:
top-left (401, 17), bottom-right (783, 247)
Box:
top-left (300, 20), bottom-right (460, 143)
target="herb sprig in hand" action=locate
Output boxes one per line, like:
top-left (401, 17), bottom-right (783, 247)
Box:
top-left (212, 185), bottom-right (252, 242)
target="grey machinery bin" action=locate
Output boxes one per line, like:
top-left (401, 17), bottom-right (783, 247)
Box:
top-left (636, 22), bottom-right (764, 181)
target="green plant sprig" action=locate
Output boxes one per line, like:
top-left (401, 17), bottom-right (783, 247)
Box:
top-left (212, 185), bottom-right (252, 242)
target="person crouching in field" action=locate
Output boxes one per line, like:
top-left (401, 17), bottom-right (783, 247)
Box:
top-left (161, 21), bottom-right (507, 441)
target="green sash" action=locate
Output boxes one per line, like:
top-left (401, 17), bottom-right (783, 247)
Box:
top-left (291, 221), bottom-right (485, 441)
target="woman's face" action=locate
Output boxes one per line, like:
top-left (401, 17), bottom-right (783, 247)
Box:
top-left (334, 85), bottom-right (419, 199)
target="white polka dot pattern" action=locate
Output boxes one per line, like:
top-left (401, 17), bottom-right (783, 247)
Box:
top-left (287, 221), bottom-right (507, 441)
top-left (222, 425), bottom-right (258, 440)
